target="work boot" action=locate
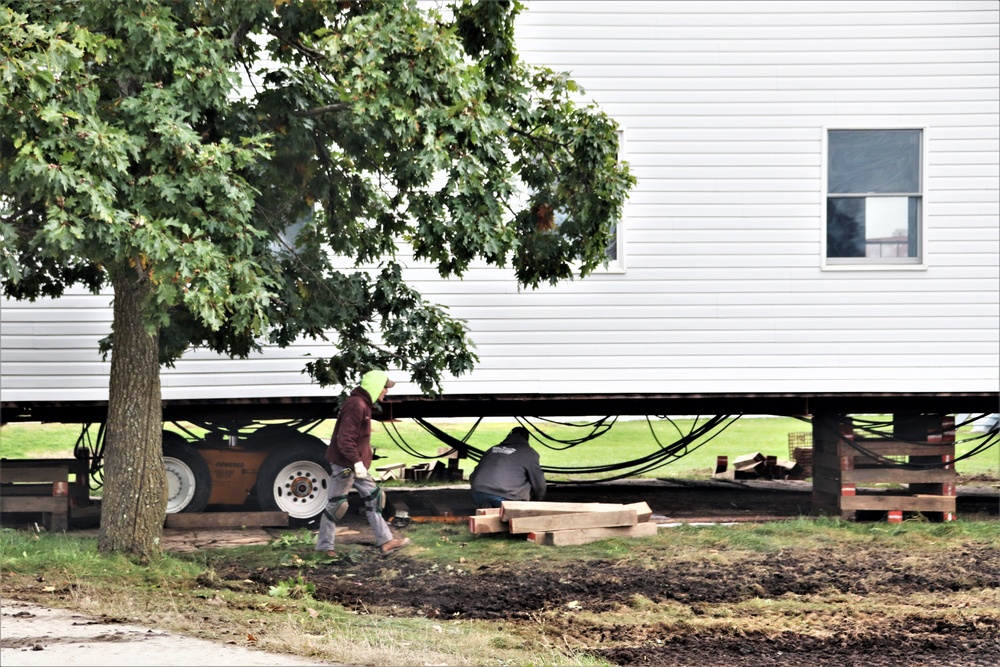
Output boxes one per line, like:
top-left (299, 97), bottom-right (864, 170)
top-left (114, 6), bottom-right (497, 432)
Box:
top-left (379, 537), bottom-right (410, 555)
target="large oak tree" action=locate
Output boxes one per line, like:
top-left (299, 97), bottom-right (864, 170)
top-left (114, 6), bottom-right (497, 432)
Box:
top-left (1, 0), bottom-right (633, 558)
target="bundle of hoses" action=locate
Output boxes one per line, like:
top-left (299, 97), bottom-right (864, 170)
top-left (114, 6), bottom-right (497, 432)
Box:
top-left (383, 414), bottom-right (741, 484)
top-left (824, 413), bottom-right (997, 470)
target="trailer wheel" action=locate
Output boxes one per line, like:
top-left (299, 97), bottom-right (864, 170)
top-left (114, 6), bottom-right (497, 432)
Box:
top-left (163, 433), bottom-right (211, 514)
top-left (255, 442), bottom-right (330, 525)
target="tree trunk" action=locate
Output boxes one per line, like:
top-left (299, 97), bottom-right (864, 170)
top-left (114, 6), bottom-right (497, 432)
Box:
top-left (97, 272), bottom-right (166, 559)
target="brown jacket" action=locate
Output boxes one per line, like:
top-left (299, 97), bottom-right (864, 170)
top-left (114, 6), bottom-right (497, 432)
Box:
top-left (326, 387), bottom-right (374, 469)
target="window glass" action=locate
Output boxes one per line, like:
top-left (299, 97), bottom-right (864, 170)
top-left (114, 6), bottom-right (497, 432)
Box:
top-left (606, 224), bottom-right (618, 263)
top-left (826, 129), bottom-right (922, 264)
top-left (829, 130), bottom-right (920, 193)
top-left (549, 207), bottom-right (620, 267)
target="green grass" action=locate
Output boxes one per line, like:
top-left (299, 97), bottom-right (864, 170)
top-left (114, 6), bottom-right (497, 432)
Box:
top-left (0, 422), bottom-right (88, 459)
top-left (2, 415), bottom-right (997, 482)
top-left (1, 511), bottom-right (997, 666)
top-left (2, 517), bottom-right (997, 578)
top-left (308, 414), bottom-right (998, 481)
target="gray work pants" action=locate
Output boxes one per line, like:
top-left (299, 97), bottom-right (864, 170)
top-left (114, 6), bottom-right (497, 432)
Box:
top-left (315, 464), bottom-right (393, 551)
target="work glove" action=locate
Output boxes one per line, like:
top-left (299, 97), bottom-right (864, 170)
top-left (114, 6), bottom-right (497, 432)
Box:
top-left (354, 461), bottom-right (369, 480)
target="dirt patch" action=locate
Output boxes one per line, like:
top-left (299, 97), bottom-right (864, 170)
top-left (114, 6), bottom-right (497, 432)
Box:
top-left (5, 479), bottom-right (998, 666)
top-left (201, 480), bottom-right (999, 666)
top-left (228, 543), bottom-right (1000, 617)
top-left (208, 531), bottom-right (1000, 666)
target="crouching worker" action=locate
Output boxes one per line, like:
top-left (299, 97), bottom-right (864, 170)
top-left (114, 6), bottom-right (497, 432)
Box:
top-left (470, 426), bottom-right (546, 509)
top-left (316, 370), bottom-right (410, 556)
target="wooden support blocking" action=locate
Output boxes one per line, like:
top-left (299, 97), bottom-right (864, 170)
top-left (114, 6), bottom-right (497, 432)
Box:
top-left (811, 414), bottom-right (957, 522)
top-left (500, 500), bottom-right (652, 521)
top-left (469, 500), bottom-right (657, 546)
top-left (0, 457), bottom-right (91, 532)
top-left (468, 508), bottom-right (505, 534)
top-left (530, 521), bottom-right (658, 547)
top-left (509, 509), bottom-right (638, 534)
top-left (164, 511), bottom-right (289, 529)
top-left (375, 463), bottom-right (406, 481)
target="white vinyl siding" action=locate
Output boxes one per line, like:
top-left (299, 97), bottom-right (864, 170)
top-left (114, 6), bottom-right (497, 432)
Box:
top-left (1, 1), bottom-right (997, 403)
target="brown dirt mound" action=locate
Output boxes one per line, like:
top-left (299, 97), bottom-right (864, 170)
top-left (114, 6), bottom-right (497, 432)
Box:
top-left (213, 540), bottom-right (1000, 666)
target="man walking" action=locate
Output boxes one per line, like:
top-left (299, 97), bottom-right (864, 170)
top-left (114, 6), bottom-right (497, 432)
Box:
top-left (316, 369), bottom-right (410, 556)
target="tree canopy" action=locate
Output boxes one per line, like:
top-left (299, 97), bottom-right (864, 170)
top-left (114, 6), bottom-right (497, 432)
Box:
top-left (0, 0), bottom-right (633, 556)
top-left (2, 0), bottom-right (632, 392)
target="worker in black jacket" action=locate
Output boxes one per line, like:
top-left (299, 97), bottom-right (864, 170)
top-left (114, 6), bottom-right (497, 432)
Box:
top-left (470, 427), bottom-right (546, 508)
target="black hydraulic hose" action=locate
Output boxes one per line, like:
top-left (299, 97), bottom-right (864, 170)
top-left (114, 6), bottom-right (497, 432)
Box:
top-left (405, 414), bottom-right (741, 482)
top-left (515, 415), bottom-right (618, 449)
top-left (820, 415), bottom-right (997, 470)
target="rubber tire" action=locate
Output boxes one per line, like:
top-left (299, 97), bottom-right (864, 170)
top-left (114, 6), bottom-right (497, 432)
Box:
top-left (255, 439), bottom-right (330, 526)
top-left (163, 432), bottom-right (212, 514)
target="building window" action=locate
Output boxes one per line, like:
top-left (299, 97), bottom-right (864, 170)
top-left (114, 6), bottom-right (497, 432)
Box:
top-left (826, 129), bottom-right (922, 265)
top-left (549, 208), bottom-right (621, 268)
top-left (534, 128), bottom-right (626, 272)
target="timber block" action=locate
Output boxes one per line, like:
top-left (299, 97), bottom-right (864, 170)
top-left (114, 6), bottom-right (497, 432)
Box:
top-left (0, 458), bottom-right (90, 532)
top-left (500, 500), bottom-right (638, 520)
top-left (164, 511), bottom-right (289, 529)
top-left (508, 508), bottom-right (638, 534)
top-left (475, 507), bottom-right (502, 516)
top-left (810, 414), bottom-right (958, 522)
top-left (0, 495), bottom-right (69, 532)
top-left (468, 514), bottom-right (506, 534)
top-left (532, 521), bottom-right (659, 547)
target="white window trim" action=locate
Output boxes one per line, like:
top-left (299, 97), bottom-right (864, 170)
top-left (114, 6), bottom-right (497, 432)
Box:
top-left (591, 128), bottom-right (627, 274)
top-left (820, 125), bottom-right (929, 272)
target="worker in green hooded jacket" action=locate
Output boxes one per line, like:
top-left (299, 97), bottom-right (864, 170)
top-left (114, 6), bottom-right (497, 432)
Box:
top-left (316, 370), bottom-right (410, 556)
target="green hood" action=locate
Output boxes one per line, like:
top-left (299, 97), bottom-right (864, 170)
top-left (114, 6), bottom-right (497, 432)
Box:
top-left (360, 370), bottom-right (390, 402)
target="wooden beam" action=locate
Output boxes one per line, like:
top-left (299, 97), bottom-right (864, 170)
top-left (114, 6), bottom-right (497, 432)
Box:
top-left (475, 507), bottom-right (502, 516)
top-left (842, 468), bottom-right (955, 484)
top-left (500, 500), bottom-right (638, 520)
top-left (408, 515), bottom-right (468, 524)
top-left (532, 521), bottom-right (658, 546)
top-left (851, 440), bottom-right (955, 457)
top-left (468, 514), bottom-right (506, 534)
top-left (508, 508), bottom-right (637, 534)
top-left (839, 495), bottom-right (956, 512)
top-left (623, 501), bottom-right (654, 522)
top-left (164, 511), bottom-right (289, 529)
top-left (0, 495), bottom-right (67, 514)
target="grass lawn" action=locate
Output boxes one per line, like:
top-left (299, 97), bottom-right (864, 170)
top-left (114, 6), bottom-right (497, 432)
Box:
top-left (2, 413), bottom-right (996, 482)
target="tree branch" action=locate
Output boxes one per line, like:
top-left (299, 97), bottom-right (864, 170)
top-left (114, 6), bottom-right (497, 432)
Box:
top-left (266, 29), bottom-right (327, 61)
top-left (1, 201), bottom-right (44, 228)
top-left (230, 19), bottom-right (251, 47)
top-left (294, 103), bottom-right (350, 118)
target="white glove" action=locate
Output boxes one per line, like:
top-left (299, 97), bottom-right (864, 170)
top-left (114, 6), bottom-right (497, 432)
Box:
top-left (353, 461), bottom-right (369, 480)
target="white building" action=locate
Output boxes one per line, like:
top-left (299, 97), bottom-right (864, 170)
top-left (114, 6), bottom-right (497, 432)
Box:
top-left (2, 1), bottom-right (998, 415)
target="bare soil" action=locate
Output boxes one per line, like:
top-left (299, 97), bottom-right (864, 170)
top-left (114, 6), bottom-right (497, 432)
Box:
top-left (4, 479), bottom-right (998, 666)
top-left (216, 480), bottom-right (998, 667)
top-left (217, 544), bottom-right (1000, 666)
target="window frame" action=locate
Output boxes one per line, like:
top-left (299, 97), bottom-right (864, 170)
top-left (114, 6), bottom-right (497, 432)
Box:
top-left (821, 126), bottom-right (928, 271)
top-left (595, 128), bottom-right (627, 273)
top-left (527, 129), bottom-right (628, 274)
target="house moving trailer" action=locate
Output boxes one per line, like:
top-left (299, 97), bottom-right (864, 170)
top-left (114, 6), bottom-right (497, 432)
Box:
top-left (2, 1), bottom-right (997, 523)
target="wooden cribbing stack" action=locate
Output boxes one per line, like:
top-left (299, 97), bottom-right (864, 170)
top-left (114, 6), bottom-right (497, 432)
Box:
top-left (811, 414), bottom-right (958, 522)
top-left (468, 500), bottom-right (657, 546)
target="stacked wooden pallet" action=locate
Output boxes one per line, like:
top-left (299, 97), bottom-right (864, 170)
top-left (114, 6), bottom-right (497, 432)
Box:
top-left (468, 500), bottom-right (657, 546)
top-left (0, 457), bottom-right (92, 532)
top-left (376, 459), bottom-right (464, 482)
top-left (811, 414), bottom-right (958, 522)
